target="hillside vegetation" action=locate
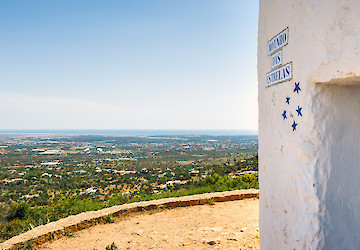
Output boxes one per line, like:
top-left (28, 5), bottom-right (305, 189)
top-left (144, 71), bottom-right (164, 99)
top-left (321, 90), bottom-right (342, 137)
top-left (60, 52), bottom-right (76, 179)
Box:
top-left (0, 155), bottom-right (258, 242)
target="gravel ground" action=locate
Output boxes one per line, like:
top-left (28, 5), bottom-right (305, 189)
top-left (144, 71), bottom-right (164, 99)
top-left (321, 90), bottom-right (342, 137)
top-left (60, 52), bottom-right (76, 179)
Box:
top-left (40, 198), bottom-right (259, 250)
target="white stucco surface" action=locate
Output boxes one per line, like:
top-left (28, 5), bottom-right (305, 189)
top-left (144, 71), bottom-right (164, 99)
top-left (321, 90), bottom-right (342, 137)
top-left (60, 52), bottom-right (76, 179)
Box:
top-left (258, 1), bottom-right (360, 249)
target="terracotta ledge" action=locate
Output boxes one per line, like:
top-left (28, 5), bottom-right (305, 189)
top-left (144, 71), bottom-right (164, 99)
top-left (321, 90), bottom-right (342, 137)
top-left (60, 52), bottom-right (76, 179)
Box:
top-left (0, 189), bottom-right (259, 250)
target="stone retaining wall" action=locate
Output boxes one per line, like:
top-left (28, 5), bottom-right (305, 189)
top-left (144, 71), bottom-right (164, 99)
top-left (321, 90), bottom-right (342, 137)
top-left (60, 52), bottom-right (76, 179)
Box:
top-left (0, 189), bottom-right (259, 250)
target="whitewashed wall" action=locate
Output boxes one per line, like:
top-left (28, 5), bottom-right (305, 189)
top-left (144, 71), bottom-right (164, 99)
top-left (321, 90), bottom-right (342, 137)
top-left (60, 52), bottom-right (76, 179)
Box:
top-left (258, 1), bottom-right (360, 249)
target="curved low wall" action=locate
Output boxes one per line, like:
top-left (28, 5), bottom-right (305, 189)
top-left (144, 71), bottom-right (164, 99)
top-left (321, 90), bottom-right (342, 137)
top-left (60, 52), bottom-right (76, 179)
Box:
top-left (0, 189), bottom-right (259, 250)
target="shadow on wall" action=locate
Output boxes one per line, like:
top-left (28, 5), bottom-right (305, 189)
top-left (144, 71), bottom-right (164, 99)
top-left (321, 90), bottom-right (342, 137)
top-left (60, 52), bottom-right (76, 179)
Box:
top-left (315, 83), bottom-right (360, 248)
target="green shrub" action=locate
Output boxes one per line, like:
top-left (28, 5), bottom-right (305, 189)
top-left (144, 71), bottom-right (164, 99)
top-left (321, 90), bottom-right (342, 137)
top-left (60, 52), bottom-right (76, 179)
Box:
top-left (105, 214), bottom-right (115, 223)
top-left (0, 219), bottom-right (28, 241)
top-left (66, 232), bottom-right (75, 237)
top-left (207, 198), bottom-right (216, 205)
top-left (105, 242), bottom-right (118, 250)
top-left (7, 202), bottom-right (30, 220)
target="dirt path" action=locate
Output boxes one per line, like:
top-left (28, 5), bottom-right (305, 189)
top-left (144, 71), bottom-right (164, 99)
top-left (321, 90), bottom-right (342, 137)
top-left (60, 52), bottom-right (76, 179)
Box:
top-left (40, 198), bottom-right (259, 250)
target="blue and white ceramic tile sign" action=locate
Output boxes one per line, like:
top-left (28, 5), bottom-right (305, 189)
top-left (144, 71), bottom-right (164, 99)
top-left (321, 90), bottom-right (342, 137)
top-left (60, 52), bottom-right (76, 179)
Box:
top-left (267, 27), bottom-right (289, 55)
top-left (271, 50), bottom-right (283, 69)
top-left (265, 62), bottom-right (292, 87)
top-left (266, 27), bottom-right (292, 87)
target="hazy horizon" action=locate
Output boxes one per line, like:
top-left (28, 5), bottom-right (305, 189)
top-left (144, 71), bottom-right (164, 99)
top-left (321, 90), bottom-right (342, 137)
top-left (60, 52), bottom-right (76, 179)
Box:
top-left (0, 129), bottom-right (258, 136)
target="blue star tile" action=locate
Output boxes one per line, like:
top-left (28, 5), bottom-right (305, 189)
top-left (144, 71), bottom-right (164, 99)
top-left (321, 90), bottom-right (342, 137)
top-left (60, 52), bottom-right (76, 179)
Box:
top-left (292, 120), bottom-right (298, 131)
top-left (282, 110), bottom-right (287, 120)
top-left (294, 82), bottom-right (301, 94)
top-left (296, 106), bottom-right (302, 116)
top-left (286, 97), bottom-right (290, 104)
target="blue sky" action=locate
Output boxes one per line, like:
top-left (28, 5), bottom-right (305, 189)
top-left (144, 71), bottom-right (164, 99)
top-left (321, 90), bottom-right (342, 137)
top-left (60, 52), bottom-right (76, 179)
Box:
top-left (0, 1), bottom-right (259, 130)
